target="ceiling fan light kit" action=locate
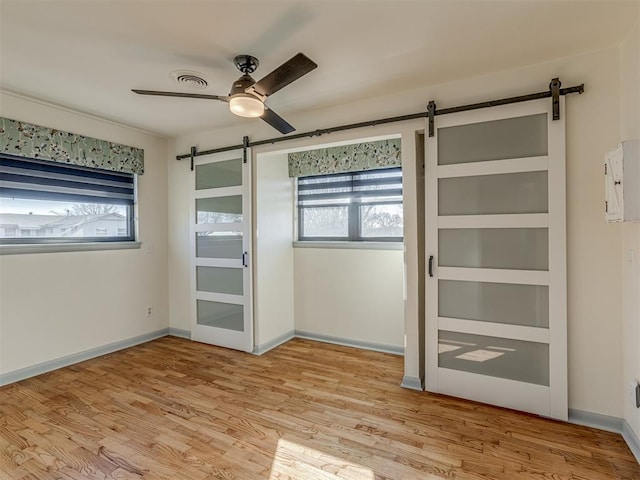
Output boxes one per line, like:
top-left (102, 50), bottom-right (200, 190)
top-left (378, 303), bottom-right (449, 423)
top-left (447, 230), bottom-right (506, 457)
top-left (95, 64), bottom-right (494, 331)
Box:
top-left (132, 53), bottom-right (318, 134)
top-left (229, 93), bottom-right (265, 118)
top-left (227, 67), bottom-right (265, 118)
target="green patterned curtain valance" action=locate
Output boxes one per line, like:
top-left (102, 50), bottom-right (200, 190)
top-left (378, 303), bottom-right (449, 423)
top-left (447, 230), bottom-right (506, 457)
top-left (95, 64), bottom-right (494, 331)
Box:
top-left (288, 138), bottom-right (401, 178)
top-left (0, 117), bottom-right (144, 175)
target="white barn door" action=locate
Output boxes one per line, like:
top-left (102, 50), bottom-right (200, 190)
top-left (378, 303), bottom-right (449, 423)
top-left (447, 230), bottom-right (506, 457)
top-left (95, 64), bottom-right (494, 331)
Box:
top-left (425, 98), bottom-right (567, 420)
top-left (190, 149), bottom-right (253, 353)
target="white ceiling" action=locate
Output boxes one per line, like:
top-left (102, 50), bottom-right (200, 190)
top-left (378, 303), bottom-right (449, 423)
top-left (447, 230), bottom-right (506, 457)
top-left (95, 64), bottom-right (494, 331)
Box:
top-left (1, 0), bottom-right (638, 137)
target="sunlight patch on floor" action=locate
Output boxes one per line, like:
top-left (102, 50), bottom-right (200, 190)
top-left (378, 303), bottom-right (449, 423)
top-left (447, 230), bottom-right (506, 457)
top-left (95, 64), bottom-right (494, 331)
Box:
top-left (269, 438), bottom-right (375, 480)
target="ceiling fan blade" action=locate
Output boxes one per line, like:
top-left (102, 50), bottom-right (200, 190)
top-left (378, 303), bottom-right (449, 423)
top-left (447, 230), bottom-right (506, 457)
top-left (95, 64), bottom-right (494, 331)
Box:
top-left (249, 53), bottom-right (317, 97)
top-left (132, 89), bottom-right (228, 101)
top-left (261, 107), bottom-right (295, 134)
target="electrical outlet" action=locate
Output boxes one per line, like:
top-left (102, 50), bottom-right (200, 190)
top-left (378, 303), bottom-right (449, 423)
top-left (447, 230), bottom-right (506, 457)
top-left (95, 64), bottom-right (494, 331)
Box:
top-left (146, 306), bottom-right (153, 317)
top-left (626, 249), bottom-right (636, 265)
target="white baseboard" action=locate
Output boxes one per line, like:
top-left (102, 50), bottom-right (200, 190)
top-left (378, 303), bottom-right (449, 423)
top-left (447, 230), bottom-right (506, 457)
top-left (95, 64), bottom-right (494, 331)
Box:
top-left (401, 375), bottom-right (424, 391)
top-left (168, 327), bottom-right (191, 339)
top-left (568, 408), bottom-right (623, 434)
top-left (294, 330), bottom-right (404, 355)
top-left (0, 328), bottom-right (402, 386)
top-left (0, 328), bottom-right (170, 387)
top-left (623, 420), bottom-right (640, 464)
top-left (253, 330), bottom-right (296, 355)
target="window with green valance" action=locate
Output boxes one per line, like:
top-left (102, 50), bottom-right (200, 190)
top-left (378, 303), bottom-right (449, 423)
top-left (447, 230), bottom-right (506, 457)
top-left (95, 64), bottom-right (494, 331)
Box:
top-left (288, 138), bottom-right (401, 178)
top-left (0, 117), bottom-right (144, 175)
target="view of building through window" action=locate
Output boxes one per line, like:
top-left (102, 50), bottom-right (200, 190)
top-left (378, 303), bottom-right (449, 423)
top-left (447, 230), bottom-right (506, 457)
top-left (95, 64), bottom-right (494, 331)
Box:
top-left (0, 198), bottom-right (130, 240)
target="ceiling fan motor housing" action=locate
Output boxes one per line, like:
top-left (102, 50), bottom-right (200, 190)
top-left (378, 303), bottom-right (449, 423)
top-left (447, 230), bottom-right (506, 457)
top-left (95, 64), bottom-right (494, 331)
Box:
top-left (231, 55), bottom-right (264, 100)
top-left (229, 73), bottom-right (267, 102)
top-left (230, 74), bottom-right (257, 96)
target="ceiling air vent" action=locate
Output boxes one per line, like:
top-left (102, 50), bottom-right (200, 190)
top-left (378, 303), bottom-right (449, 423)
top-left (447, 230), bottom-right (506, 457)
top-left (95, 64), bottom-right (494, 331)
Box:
top-left (170, 70), bottom-right (208, 89)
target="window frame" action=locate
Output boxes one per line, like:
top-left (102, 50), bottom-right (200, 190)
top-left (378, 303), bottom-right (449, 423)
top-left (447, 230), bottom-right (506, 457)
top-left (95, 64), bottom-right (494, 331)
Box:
top-left (0, 153), bottom-right (137, 246)
top-left (296, 167), bottom-right (403, 242)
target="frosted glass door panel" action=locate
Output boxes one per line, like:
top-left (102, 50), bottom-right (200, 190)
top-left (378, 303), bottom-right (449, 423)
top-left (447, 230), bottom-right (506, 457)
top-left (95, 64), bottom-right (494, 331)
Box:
top-left (438, 114), bottom-right (547, 165)
top-left (196, 300), bottom-right (244, 332)
top-left (439, 171), bottom-right (548, 216)
top-left (439, 280), bottom-right (549, 327)
top-left (196, 266), bottom-right (243, 295)
top-left (196, 232), bottom-right (242, 259)
top-left (439, 228), bottom-right (548, 270)
top-left (196, 196), bottom-right (242, 224)
top-left (196, 158), bottom-right (242, 190)
top-left (427, 99), bottom-right (566, 419)
top-left (439, 330), bottom-right (549, 385)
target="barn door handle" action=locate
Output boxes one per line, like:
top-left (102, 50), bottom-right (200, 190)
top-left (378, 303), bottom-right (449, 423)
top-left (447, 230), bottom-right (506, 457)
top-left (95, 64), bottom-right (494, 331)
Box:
top-left (242, 251), bottom-right (248, 267)
top-left (428, 255), bottom-right (434, 277)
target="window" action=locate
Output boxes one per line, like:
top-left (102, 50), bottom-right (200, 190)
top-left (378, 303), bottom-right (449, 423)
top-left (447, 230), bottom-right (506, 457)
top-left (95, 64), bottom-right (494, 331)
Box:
top-left (0, 154), bottom-right (135, 244)
top-left (297, 167), bottom-right (403, 241)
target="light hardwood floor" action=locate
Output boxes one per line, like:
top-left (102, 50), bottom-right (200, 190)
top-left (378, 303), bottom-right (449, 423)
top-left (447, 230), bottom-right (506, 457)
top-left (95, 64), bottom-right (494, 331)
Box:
top-left (0, 336), bottom-right (638, 479)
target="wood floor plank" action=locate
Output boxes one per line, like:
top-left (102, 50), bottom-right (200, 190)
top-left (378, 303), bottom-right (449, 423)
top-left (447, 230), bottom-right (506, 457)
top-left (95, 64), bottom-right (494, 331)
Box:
top-left (0, 337), bottom-right (638, 479)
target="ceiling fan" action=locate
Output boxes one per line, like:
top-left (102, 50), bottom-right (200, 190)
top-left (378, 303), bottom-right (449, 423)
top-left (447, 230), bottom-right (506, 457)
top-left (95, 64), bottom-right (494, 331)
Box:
top-left (132, 53), bottom-right (317, 135)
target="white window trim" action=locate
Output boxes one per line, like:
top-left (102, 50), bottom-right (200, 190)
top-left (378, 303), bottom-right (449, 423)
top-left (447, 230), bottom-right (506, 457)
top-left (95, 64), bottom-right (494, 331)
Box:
top-left (0, 241), bottom-right (141, 255)
top-left (292, 241), bottom-right (403, 251)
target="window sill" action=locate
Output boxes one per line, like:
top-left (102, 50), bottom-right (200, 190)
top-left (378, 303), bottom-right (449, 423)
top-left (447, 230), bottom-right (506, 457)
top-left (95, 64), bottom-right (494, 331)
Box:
top-left (0, 241), bottom-right (142, 256)
top-left (292, 241), bottom-right (403, 251)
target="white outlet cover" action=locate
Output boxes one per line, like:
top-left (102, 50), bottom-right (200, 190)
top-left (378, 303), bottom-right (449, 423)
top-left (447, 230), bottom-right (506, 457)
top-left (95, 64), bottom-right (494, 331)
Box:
top-left (626, 249), bottom-right (636, 264)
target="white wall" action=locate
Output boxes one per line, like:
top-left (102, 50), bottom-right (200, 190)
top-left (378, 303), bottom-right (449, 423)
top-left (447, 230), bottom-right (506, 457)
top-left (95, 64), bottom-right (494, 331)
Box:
top-left (288, 131), bottom-right (413, 354)
top-left (171, 46), bottom-right (625, 418)
top-left (294, 247), bottom-right (404, 350)
top-left (0, 92), bottom-right (169, 375)
top-left (167, 137), bottom-right (191, 332)
top-left (254, 152), bottom-right (295, 350)
top-left (621, 17), bottom-right (640, 446)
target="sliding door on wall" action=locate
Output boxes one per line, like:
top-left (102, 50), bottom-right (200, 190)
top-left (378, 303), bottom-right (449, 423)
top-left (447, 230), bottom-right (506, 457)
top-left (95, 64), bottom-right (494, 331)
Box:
top-left (190, 149), bottom-right (253, 353)
top-left (425, 99), bottom-right (567, 420)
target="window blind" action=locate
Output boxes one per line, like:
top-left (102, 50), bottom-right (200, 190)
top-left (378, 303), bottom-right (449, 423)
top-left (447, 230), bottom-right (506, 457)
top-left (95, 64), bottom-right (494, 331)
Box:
top-left (297, 167), bottom-right (403, 241)
top-left (297, 167), bottom-right (403, 206)
top-left (0, 154), bottom-right (134, 205)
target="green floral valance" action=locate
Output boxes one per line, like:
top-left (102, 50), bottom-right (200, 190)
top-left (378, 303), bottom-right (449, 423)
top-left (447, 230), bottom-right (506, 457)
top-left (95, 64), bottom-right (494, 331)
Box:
top-left (288, 138), bottom-right (401, 178)
top-left (0, 117), bottom-right (144, 175)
